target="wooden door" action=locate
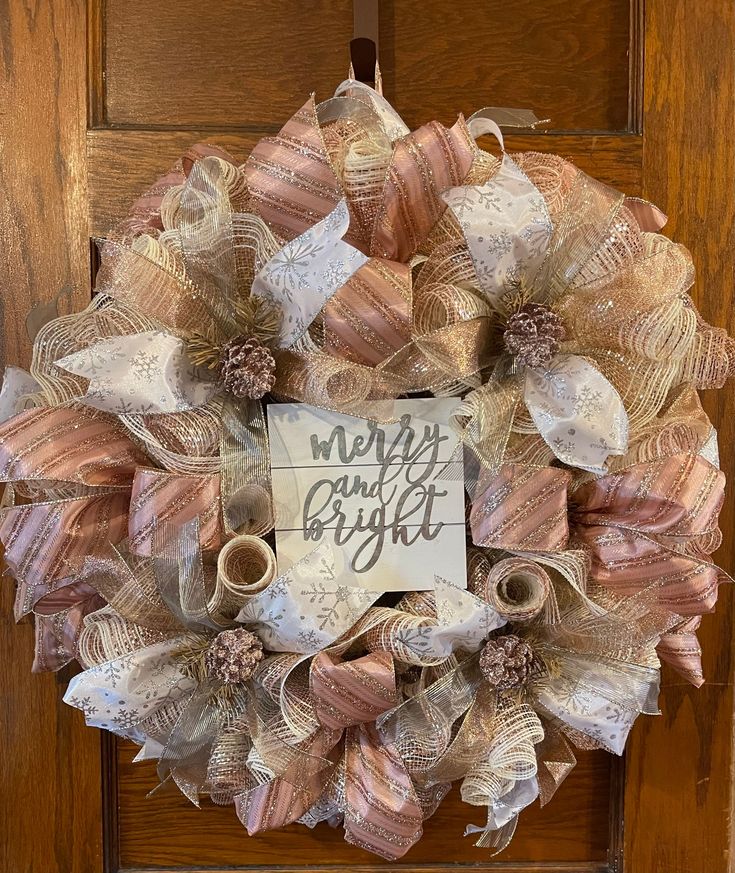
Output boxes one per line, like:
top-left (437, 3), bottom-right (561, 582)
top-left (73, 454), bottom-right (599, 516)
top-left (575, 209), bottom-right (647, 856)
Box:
top-left (1, 2), bottom-right (733, 871)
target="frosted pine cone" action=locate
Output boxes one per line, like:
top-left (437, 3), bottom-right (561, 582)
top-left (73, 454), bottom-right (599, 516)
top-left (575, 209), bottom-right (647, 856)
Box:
top-left (479, 634), bottom-right (534, 690)
top-left (204, 628), bottom-right (264, 684)
top-left (504, 303), bottom-right (567, 369)
top-left (220, 335), bottom-right (276, 399)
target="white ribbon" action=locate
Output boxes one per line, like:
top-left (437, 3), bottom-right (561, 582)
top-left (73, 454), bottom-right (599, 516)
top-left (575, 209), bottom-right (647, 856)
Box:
top-left (236, 541), bottom-right (379, 654)
top-left (0, 366), bottom-right (40, 423)
top-left (252, 200), bottom-right (368, 348)
top-left (56, 330), bottom-right (216, 414)
top-left (534, 655), bottom-right (660, 756)
top-left (443, 154), bottom-right (629, 471)
top-left (523, 354), bottom-right (629, 474)
top-left (442, 155), bottom-right (552, 314)
top-left (63, 637), bottom-right (197, 739)
top-left (391, 577), bottom-right (506, 663)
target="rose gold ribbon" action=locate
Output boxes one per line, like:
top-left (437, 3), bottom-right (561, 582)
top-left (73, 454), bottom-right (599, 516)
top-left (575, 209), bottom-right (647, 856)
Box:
top-left (0, 406), bottom-right (144, 670)
top-left (0, 406), bottom-right (145, 488)
top-left (128, 468), bottom-right (222, 556)
top-left (656, 616), bottom-right (705, 688)
top-left (245, 98), bottom-right (477, 374)
top-left (370, 117), bottom-right (475, 261)
top-left (324, 258), bottom-right (412, 366)
top-left (245, 96), bottom-right (342, 242)
top-left (239, 650), bottom-right (422, 860)
top-left (0, 493), bottom-right (130, 671)
top-left (31, 583), bottom-right (104, 672)
top-left (467, 453), bottom-right (724, 684)
top-left (572, 452), bottom-right (725, 614)
top-left (1, 494), bottom-right (130, 604)
top-left (469, 464), bottom-right (571, 552)
top-left (535, 720), bottom-right (577, 806)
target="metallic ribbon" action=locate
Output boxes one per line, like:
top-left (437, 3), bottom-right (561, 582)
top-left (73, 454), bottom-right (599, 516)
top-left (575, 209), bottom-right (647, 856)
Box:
top-left (56, 330), bottom-right (217, 415)
top-left (571, 452), bottom-right (725, 615)
top-left (239, 650), bottom-right (424, 861)
top-left (128, 468), bottom-right (222, 556)
top-left (0, 405), bottom-right (145, 488)
top-left (469, 451), bottom-right (725, 683)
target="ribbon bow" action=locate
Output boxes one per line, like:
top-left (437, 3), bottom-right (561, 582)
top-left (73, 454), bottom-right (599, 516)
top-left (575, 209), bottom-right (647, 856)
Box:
top-left (0, 405), bottom-right (143, 670)
top-left (442, 136), bottom-right (634, 473)
top-left (239, 650), bottom-right (425, 860)
top-left (468, 450), bottom-right (726, 685)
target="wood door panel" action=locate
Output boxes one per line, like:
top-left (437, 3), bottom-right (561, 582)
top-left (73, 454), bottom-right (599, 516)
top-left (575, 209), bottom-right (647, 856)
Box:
top-left (3, 1), bottom-right (734, 872)
top-left (116, 741), bottom-right (613, 869)
top-left (86, 130), bottom-right (642, 237)
top-left (99, 0), bottom-right (631, 133)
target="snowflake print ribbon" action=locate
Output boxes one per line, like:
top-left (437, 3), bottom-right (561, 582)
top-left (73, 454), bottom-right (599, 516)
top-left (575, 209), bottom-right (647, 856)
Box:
top-left (56, 330), bottom-right (216, 414)
top-left (387, 578), bottom-right (506, 664)
top-left (0, 366), bottom-right (40, 423)
top-left (236, 541), bottom-right (380, 653)
top-left (442, 155), bottom-right (553, 314)
top-left (443, 152), bottom-right (628, 471)
top-left (252, 199), bottom-right (369, 348)
top-left (524, 355), bottom-right (628, 474)
top-left (63, 637), bottom-right (197, 740)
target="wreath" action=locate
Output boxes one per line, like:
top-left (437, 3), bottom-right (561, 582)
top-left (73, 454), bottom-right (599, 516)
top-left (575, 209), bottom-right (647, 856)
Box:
top-left (1, 76), bottom-right (732, 859)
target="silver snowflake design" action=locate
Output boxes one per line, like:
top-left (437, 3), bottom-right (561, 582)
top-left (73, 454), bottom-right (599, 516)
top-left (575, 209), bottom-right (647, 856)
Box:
top-left (265, 239), bottom-right (325, 294)
top-left (395, 626), bottom-right (434, 654)
top-left (88, 378), bottom-right (114, 401)
top-left (297, 629), bottom-right (322, 649)
top-left (479, 230), bottom-right (512, 257)
top-left (321, 259), bottom-right (349, 288)
top-left (570, 385), bottom-right (604, 421)
top-left (114, 707), bottom-right (141, 730)
top-left (67, 695), bottom-right (98, 717)
top-left (131, 350), bottom-right (160, 383)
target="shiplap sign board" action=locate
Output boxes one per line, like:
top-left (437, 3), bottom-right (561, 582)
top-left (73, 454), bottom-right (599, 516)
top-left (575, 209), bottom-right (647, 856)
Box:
top-left (267, 399), bottom-right (467, 591)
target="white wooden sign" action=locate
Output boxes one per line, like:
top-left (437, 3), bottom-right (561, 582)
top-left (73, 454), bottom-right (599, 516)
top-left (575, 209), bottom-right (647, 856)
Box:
top-left (267, 399), bottom-right (467, 592)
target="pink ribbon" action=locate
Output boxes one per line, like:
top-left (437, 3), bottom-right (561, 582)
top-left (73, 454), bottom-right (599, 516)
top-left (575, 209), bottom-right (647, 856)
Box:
top-left (245, 98), bottom-right (475, 367)
top-left (0, 406), bottom-right (145, 488)
top-left (469, 464), bottom-right (571, 552)
top-left (128, 468), bottom-right (222, 556)
top-left (238, 651), bottom-right (423, 860)
top-left (0, 406), bottom-right (148, 670)
top-left (571, 453), bottom-right (725, 614)
top-left (324, 259), bottom-right (412, 366)
top-left (469, 454), bottom-right (725, 684)
top-left (370, 117), bottom-right (475, 262)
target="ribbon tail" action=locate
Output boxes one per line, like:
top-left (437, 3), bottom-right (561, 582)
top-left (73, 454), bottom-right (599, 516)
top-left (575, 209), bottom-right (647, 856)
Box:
top-left (343, 723), bottom-right (424, 860)
top-left (465, 811), bottom-right (520, 854)
top-left (536, 721), bottom-right (577, 806)
top-left (524, 354), bottom-right (628, 473)
top-left (236, 724), bottom-right (340, 833)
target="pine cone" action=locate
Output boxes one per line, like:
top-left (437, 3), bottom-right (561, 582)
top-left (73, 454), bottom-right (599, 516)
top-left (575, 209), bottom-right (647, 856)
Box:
top-left (479, 634), bottom-right (534, 689)
top-left (204, 628), bottom-right (264, 684)
top-left (504, 303), bottom-right (567, 369)
top-left (220, 335), bottom-right (276, 399)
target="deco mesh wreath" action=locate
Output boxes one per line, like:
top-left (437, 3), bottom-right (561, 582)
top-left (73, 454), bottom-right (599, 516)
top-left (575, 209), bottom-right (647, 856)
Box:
top-left (1, 76), bottom-right (733, 859)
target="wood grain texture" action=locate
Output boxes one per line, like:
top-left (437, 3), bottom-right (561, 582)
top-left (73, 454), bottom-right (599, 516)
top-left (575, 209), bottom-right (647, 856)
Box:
top-left (99, 0), bottom-right (631, 133)
top-left (86, 129), bottom-right (642, 238)
top-left (116, 740), bottom-right (611, 869)
top-left (624, 3), bottom-right (735, 871)
top-left (3, 1), bottom-right (735, 871)
top-left (0, 5), bottom-right (100, 873)
top-left (383, 0), bottom-right (631, 132)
